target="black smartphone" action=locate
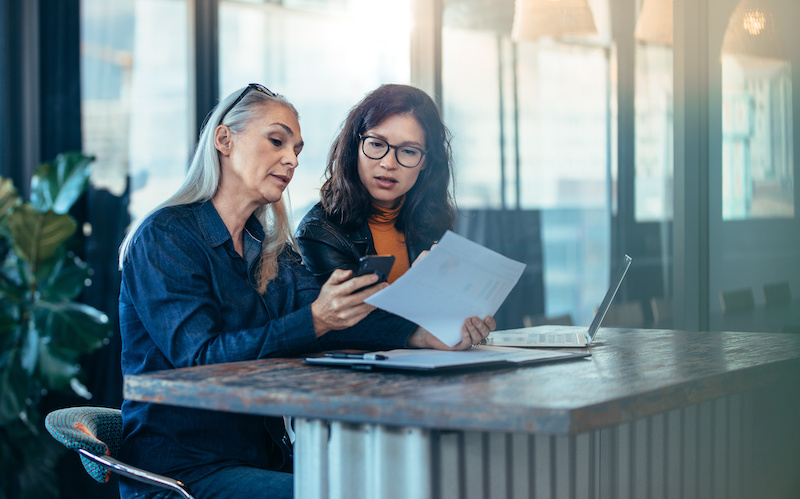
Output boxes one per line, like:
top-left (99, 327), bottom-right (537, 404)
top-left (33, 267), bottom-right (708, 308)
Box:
top-left (353, 255), bottom-right (395, 283)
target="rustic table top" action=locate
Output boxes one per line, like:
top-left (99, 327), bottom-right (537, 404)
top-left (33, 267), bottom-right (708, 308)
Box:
top-left (123, 328), bottom-right (800, 434)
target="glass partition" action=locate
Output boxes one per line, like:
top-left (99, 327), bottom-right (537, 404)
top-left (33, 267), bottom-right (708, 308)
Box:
top-left (720, 0), bottom-right (793, 220)
top-left (442, 0), bottom-right (613, 326)
top-left (721, 57), bottom-right (793, 220)
top-left (708, 0), bottom-right (799, 329)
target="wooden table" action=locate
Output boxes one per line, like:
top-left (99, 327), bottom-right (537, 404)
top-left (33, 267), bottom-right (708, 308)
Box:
top-left (124, 329), bottom-right (800, 499)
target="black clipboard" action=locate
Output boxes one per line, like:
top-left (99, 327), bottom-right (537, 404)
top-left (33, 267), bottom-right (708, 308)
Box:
top-left (304, 346), bottom-right (589, 372)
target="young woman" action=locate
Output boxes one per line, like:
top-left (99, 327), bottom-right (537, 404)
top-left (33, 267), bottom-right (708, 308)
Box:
top-left (296, 84), bottom-right (455, 284)
top-left (117, 84), bottom-right (492, 499)
top-left (296, 83), bottom-right (494, 346)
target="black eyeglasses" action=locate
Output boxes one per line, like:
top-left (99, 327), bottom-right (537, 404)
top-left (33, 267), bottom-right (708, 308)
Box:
top-left (359, 135), bottom-right (427, 168)
top-left (215, 83), bottom-right (276, 127)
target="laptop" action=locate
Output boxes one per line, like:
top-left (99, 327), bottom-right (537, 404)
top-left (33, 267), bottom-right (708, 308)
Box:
top-left (484, 254), bottom-right (632, 348)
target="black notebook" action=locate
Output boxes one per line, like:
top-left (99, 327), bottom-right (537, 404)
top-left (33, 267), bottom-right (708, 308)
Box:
top-left (304, 345), bottom-right (589, 372)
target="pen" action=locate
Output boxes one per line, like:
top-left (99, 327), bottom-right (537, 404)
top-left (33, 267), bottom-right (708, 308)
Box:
top-left (325, 352), bottom-right (388, 361)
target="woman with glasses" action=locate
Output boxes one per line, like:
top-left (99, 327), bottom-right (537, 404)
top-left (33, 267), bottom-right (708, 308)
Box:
top-left (117, 84), bottom-right (487, 499)
top-left (296, 84), bottom-right (495, 345)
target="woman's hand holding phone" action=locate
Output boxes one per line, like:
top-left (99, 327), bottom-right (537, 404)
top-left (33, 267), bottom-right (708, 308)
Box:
top-left (311, 269), bottom-right (388, 337)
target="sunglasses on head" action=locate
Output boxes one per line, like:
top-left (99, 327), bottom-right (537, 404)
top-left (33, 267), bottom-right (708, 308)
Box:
top-left (201, 83), bottom-right (277, 130)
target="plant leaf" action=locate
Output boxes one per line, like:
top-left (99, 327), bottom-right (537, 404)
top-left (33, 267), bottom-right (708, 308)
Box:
top-left (0, 420), bottom-right (63, 499)
top-left (0, 251), bottom-right (27, 298)
top-left (20, 321), bottom-right (39, 376)
top-left (30, 152), bottom-right (94, 214)
top-left (0, 177), bottom-right (20, 220)
top-left (0, 348), bottom-right (27, 426)
top-left (33, 301), bottom-right (109, 360)
top-left (0, 273), bottom-right (24, 315)
top-left (0, 314), bottom-right (18, 352)
top-left (37, 250), bottom-right (91, 302)
top-left (36, 340), bottom-right (81, 392)
top-left (7, 206), bottom-right (76, 264)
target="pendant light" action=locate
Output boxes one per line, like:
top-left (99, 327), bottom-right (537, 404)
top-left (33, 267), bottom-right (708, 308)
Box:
top-left (721, 0), bottom-right (786, 61)
top-left (512, 0), bottom-right (598, 40)
top-left (634, 0), bottom-right (673, 46)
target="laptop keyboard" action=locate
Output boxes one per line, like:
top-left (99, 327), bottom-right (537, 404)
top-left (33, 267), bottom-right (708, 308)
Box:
top-left (487, 331), bottom-right (580, 345)
top-left (534, 333), bottom-right (579, 344)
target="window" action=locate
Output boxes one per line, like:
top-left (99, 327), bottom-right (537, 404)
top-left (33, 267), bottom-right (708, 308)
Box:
top-left (82, 0), bottom-right (190, 223)
top-left (635, 44), bottom-right (673, 222)
top-left (219, 0), bottom-right (412, 225)
top-left (721, 56), bottom-right (793, 220)
top-left (442, 0), bottom-right (613, 325)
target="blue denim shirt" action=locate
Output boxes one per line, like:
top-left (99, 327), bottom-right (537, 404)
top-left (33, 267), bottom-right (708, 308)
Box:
top-left (118, 201), bottom-right (416, 496)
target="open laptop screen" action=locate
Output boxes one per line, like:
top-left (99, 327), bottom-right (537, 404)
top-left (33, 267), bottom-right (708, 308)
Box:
top-left (585, 254), bottom-right (633, 343)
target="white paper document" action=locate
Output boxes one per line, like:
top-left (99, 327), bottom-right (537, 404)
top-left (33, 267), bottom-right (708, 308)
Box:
top-left (365, 230), bottom-right (526, 346)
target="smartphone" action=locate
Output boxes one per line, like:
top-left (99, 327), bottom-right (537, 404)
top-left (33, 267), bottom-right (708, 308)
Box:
top-left (353, 255), bottom-right (396, 283)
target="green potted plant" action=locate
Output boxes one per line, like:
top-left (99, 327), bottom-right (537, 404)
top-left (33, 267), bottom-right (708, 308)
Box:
top-left (0, 151), bottom-right (111, 498)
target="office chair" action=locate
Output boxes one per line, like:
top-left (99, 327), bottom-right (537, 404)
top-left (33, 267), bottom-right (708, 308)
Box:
top-left (720, 288), bottom-right (755, 313)
top-left (763, 281), bottom-right (792, 306)
top-left (45, 407), bottom-right (195, 499)
top-left (650, 297), bottom-right (673, 327)
top-left (602, 301), bottom-right (645, 328)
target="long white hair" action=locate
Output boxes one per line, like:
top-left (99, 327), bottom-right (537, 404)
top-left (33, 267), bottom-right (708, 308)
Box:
top-left (118, 86), bottom-right (299, 293)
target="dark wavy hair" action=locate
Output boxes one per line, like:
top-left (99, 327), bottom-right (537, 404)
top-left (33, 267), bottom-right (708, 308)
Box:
top-left (320, 84), bottom-right (455, 245)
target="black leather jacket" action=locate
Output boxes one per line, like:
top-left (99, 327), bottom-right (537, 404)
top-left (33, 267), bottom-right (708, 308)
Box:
top-left (296, 202), bottom-right (434, 284)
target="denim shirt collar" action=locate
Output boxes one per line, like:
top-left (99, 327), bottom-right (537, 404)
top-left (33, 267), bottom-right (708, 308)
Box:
top-left (191, 201), bottom-right (265, 271)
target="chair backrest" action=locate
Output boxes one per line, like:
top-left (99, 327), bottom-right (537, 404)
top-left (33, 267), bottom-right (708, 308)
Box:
top-left (45, 407), bottom-right (123, 483)
top-left (46, 406), bottom-right (196, 498)
top-left (601, 301), bottom-right (645, 328)
top-left (721, 288), bottom-right (755, 313)
top-left (650, 297), bottom-right (673, 327)
top-left (763, 282), bottom-right (792, 306)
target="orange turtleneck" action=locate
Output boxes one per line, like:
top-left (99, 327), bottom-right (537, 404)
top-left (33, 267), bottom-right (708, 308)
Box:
top-left (367, 200), bottom-right (410, 283)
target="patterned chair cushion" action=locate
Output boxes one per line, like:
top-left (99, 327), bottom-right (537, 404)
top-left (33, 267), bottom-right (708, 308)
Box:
top-left (45, 407), bottom-right (123, 483)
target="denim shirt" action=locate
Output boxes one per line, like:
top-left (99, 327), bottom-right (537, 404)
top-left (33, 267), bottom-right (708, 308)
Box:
top-left (118, 201), bottom-right (416, 495)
